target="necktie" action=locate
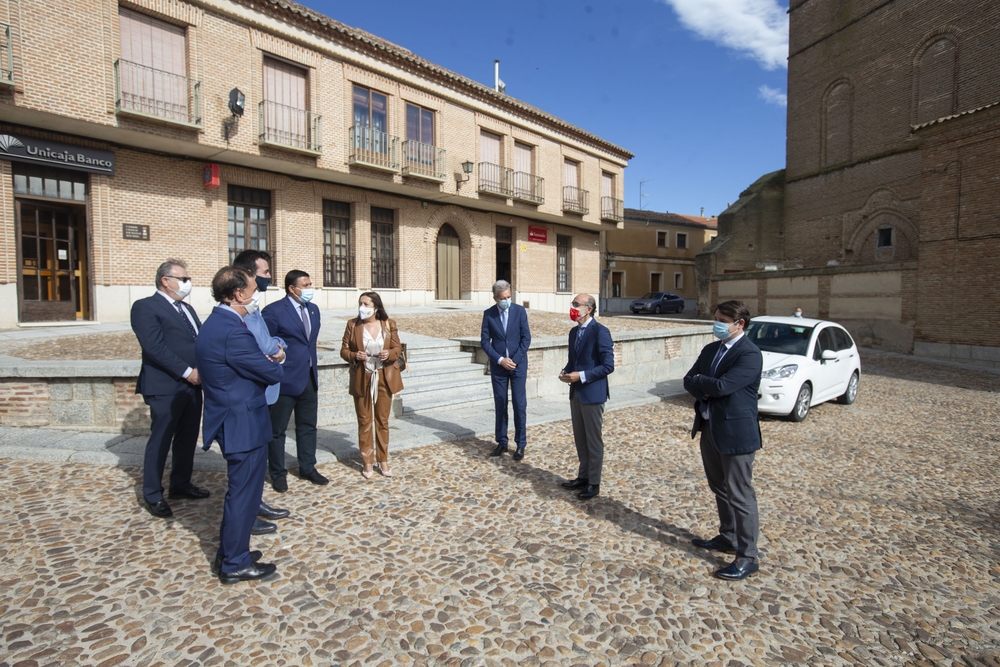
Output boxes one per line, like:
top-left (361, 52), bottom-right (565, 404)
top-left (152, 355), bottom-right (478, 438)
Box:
top-left (174, 301), bottom-right (197, 338)
top-left (501, 310), bottom-right (509, 358)
top-left (575, 325), bottom-right (586, 354)
top-left (300, 304), bottom-right (311, 339)
top-left (710, 342), bottom-right (727, 376)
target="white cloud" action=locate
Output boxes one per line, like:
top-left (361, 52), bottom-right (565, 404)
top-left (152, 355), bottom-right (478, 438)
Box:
top-left (758, 84), bottom-right (787, 106)
top-left (660, 0), bottom-right (789, 70)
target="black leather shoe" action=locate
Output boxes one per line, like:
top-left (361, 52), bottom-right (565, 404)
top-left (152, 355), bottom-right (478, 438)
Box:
top-left (251, 518), bottom-right (277, 535)
top-left (577, 484), bottom-right (600, 500)
top-left (219, 561), bottom-right (278, 585)
top-left (299, 469), bottom-right (329, 485)
top-left (258, 502), bottom-right (289, 520)
top-left (271, 476), bottom-right (288, 493)
top-left (561, 478), bottom-right (588, 490)
top-left (212, 550), bottom-right (262, 575)
top-left (512, 447), bottom-right (525, 461)
top-left (691, 535), bottom-right (737, 554)
top-left (144, 499), bottom-right (173, 518)
top-left (169, 483), bottom-right (211, 500)
top-left (713, 558), bottom-right (759, 580)
top-left (490, 444), bottom-right (508, 457)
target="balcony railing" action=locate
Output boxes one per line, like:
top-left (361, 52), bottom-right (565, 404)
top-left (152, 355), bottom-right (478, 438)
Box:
top-left (371, 257), bottom-right (398, 289)
top-left (478, 162), bottom-right (512, 197)
top-left (401, 140), bottom-right (446, 181)
top-left (259, 100), bottom-right (321, 154)
top-left (114, 59), bottom-right (201, 127)
top-left (562, 186), bottom-right (590, 215)
top-left (349, 125), bottom-right (399, 172)
top-left (601, 196), bottom-right (624, 222)
top-left (0, 23), bottom-right (13, 86)
top-left (324, 253), bottom-right (354, 288)
top-left (512, 172), bottom-right (544, 204)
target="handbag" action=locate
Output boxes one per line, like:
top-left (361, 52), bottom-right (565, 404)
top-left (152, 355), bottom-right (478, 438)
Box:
top-left (396, 342), bottom-right (408, 372)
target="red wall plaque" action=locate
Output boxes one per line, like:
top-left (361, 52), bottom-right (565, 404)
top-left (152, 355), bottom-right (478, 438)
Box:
top-left (203, 163), bottom-right (220, 188)
top-left (528, 226), bottom-right (548, 243)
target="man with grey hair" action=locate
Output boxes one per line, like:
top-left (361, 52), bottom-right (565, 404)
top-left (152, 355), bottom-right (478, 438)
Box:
top-left (131, 259), bottom-right (210, 519)
top-left (480, 279), bottom-right (531, 460)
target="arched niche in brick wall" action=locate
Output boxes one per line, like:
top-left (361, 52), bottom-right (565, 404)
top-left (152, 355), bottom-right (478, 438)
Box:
top-left (425, 206), bottom-right (477, 297)
top-left (821, 79), bottom-right (852, 167)
top-left (846, 198), bottom-right (918, 265)
top-left (912, 30), bottom-right (960, 126)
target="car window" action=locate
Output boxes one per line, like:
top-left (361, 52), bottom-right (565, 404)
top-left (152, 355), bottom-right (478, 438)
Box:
top-left (665, 293), bottom-right (678, 299)
top-left (832, 327), bottom-right (854, 351)
top-left (640, 292), bottom-right (657, 299)
top-left (746, 321), bottom-right (813, 356)
top-left (813, 327), bottom-right (836, 360)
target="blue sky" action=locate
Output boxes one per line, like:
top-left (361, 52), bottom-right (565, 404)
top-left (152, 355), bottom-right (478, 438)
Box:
top-left (306, 0), bottom-right (790, 218)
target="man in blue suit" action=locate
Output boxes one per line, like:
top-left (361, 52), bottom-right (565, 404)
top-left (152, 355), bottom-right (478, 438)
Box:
top-left (131, 259), bottom-right (210, 519)
top-left (197, 266), bottom-right (284, 584)
top-left (559, 293), bottom-right (615, 500)
top-left (480, 280), bottom-right (532, 460)
top-left (262, 269), bottom-right (324, 489)
top-left (684, 299), bottom-right (763, 581)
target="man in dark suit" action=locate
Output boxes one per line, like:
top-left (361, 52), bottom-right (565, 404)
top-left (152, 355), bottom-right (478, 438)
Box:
top-left (684, 299), bottom-right (764, 581)
top-left (480, 279), bottom-right (532, 460)
top-left (197, 266), bottom-right (284, 584)
top-left (558, 293), bottom-right (615, 500)
top-left (130, 259), bottom-right (210, 518)
top-left (262, 270), bottom-right (324, 489)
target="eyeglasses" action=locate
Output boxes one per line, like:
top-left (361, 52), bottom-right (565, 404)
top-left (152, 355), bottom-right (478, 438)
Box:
top-left (166, 275), bottom-right (191, 283)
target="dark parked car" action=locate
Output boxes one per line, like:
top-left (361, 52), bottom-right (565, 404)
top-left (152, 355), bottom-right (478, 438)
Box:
top-left (629, 292), bottom-right (684, 314)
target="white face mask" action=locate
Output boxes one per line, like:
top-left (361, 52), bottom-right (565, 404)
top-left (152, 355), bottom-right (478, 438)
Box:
top-left (246, 290), bottom-right (261, 314)
top-left (359, 305), bottom-right (375, 320)
top-left (171, 277), bottom-right (192, 299)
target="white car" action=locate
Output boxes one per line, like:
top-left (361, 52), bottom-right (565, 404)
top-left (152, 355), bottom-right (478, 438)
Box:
top-left (745, 316), bottom-right (861, 421)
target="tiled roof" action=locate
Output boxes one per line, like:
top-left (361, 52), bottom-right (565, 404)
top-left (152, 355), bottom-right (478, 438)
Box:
top-left (623, 208), bottom-right (718, 229)
top-left (911, 101), bottom-right (1000, 131)
top-left (239, 0), bottom-right (634, 160)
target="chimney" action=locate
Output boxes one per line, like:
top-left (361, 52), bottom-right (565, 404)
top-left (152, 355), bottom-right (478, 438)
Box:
top-left (700, 207), bottom-right (704, 217)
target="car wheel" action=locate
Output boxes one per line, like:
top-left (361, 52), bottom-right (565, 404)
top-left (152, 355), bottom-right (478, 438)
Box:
top-left (676, 305), bottom-right (684, 313)
top-left (654, 305), bottom-right (662, 314)
top-left (788, 383), bottom-right (812, 422)
top-left (837, 371), bottom-right (860, 405)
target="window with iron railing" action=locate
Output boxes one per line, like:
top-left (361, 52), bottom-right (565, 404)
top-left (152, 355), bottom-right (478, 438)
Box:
top-left (402, 104), bottom-right (445, 180)
top-left (479, 162), bottom-right (512, 197)
top-left (350, 85), bottom-right (398, 171)
top-left (562, 186), bottom-right (589, 215)
top-left (371, 206), bottom-right (397, 288)
top-left (556, 235), bottom-right (572, 292)
top-left (260, 57), bottom-right (320, 153)
top-left (323, 200), bottom-right (353, 287)
top-left (600, 196), bottom-right (623, 222)
top-left (228, 186), bottom-right (272, 274)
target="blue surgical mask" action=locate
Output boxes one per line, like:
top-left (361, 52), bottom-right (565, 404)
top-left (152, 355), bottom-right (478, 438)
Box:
top-left (713, 321), bottom-right (733, 340)
top-left (255, 276), bottom-right (271, 293)
top-left (793, 311), bottom-right (802, 318)
top-left (296, 287), bottom-right (314, 304)
top-left (498, 298), bottom-right (511, 311)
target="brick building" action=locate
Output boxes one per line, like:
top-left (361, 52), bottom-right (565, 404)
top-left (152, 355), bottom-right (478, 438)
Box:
top-left (600, 208), bottom-right (716, 312)
top-left (0, 0), bottom-right (631, 327)
top-left (698, 0), bottom-right (1000, 367)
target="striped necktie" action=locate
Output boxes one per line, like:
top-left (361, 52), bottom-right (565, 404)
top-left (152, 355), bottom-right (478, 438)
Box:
top-left (174, 301), bottom-right (197, 339)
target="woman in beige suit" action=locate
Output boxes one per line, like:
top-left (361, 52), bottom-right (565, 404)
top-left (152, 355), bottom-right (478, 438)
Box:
top-left (341, 291), bottom-right (404, 478)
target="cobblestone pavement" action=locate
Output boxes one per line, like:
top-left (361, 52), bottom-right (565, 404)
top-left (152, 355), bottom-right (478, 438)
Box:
top-left (2, 354), bottom-right (1000, 667)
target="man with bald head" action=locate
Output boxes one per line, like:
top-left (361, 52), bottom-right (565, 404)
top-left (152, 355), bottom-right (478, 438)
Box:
top-left (558, 293), bottom-right (614, 500)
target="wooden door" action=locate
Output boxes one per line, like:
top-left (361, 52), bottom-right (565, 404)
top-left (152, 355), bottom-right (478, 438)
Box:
top-left (17, 201), bottom-right (86, 322)
top-left (436, 224), bottom-right (460, 300)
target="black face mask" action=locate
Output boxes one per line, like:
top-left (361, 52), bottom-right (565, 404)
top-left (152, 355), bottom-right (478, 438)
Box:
top-left (255, 276), bottom-right (271, 293)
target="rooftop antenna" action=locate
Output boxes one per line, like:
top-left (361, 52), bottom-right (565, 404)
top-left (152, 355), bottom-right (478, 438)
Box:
top-left (639, 179), bottom-right (654, 211)
top-left (494, 60), bottom-right (506, 94)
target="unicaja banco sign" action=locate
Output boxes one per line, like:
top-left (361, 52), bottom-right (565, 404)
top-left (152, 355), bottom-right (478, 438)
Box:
top-left (0, 133), bottom-right (115, 175)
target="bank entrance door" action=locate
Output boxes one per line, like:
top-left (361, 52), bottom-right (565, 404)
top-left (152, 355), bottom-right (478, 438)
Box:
top-left (16, 201), bottom-right (89, 322)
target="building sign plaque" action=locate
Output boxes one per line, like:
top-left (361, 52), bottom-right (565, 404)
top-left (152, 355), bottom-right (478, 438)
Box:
top-left (123, 224), bottom-right (150, 241)
top-left (0, 133), bottom-right (115, 175)
top-left (528, 226), bottom-right (548, 243)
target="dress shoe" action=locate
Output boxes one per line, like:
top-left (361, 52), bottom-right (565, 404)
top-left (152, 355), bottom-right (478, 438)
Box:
top-left (691, 536), bottom-right (737, 554)
top-left (512, 447), bottom-right (525, 461)
top-left (271, 476), bottom-right (288, 493)
top-left (169, 483), bottom-right (211, 500)
top-left (490, 444), bottom-right (508, 457)
top-left (258, 502), bottom-right (290, 520)
top-left (299, 469), bottom-right (329, 485)
top-left (144, 499), bottom-right (173, 518)
top-left (713, 558), bottom-right (759, 580)
top-left (560, 478), bottom-right (588, 490)
top-left (251, 518), bottom-right (277, 535)
top-left (219, 561), bottom-right (278, 585)
top-left (577, 484), bottom-right (600, 500)
top-left (212, 550), bottom-right (262, 576)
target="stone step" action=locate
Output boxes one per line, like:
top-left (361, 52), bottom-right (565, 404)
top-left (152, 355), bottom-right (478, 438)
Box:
top-left (399, 374), bottom-right (492, 396)
top-left (401, 393), bottom-right (495, 414)
top-left (403, 351), bottom-right (475, 366)
top-left (403, 365), bottom-right (485, 380)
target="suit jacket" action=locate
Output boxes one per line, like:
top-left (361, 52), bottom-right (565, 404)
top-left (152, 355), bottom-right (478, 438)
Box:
top-left (480, 303), bottom-right (531, 377)
top-left (262, 296), bottom-right (320, 397)
top-left (196, 306), bottom-right (285, 453)
top-left (340, 318), bottom-right (404, 398)
top-left (562, 318), bottom-right (615, 405)
top-left (683, 334), bottom-right (763, 455)
top-left (131, 292), bottom-right (202, 396)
